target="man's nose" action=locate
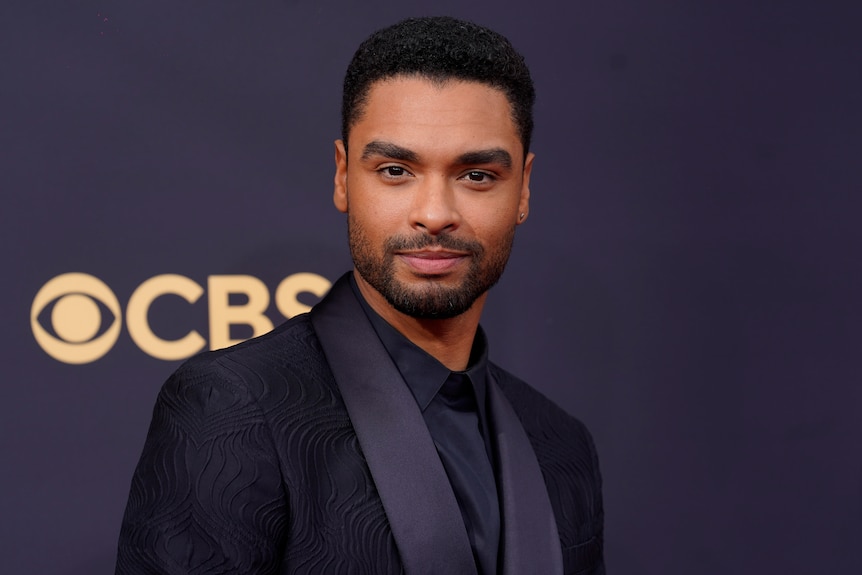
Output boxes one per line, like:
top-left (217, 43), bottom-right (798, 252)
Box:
top-left (408, 176), bottom-right (461, 235)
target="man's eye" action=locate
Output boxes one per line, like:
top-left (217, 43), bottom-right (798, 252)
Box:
top-left (465, 171), bottom-right (493, 183)
top-left (381, 166), bottom-right (406, 177)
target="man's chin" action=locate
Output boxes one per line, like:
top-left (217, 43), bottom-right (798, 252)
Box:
top-left (385, 282), bottom-right (479, 320)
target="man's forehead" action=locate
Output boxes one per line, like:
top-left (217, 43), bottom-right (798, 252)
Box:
top-left (350, 76), bottom-right (521, 145)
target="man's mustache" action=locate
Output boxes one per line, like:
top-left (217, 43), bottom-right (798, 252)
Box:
top-left (384, 234), bottom-right (484, 255)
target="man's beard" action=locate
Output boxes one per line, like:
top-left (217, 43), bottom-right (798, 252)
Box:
top-left (348, 218), bottom-right (515, 319)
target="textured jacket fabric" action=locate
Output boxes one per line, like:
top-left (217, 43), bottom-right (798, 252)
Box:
top-left (116, 274), bottom-right (604, 575)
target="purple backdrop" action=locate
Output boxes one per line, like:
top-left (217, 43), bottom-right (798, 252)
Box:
top-left (2, 1), bottom-right (861, 573)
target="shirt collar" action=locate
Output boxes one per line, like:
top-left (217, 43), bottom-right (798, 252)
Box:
top-left (348, 274), bottom-right (490, 414)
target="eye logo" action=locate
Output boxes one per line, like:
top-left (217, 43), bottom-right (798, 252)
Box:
top-left (30, 273), bottom-right (122, 364)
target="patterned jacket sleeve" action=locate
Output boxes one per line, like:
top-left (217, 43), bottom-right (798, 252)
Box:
top-left (116, 357), bottom-right (288, 575)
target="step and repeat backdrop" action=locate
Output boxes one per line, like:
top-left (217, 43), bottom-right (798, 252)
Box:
top-left (2, 1), bottom-right (860, 573)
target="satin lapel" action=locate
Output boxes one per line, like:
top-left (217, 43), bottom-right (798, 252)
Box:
top-left (487, 371), bottom-right (564, 575)
top-left (310, 275), bottom-right (476, 575)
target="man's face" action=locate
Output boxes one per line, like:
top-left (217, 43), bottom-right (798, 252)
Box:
top-left (334, 77), bottom-right (533, 319)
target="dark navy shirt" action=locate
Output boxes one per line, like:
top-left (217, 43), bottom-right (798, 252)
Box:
top-left (350, 276), bottom-right (501, 574)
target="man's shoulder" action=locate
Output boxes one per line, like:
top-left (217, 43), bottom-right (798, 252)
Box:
top-left (489, 362), bottom-right (593, 439)
top-left (195, 312), bottom-right (320, 364)
top-left (489, 362), bottom-right (600, 473)
top-left (162, 313), bottom-right (329, 401)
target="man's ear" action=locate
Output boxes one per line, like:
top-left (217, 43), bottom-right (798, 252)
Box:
top-left (333, 139), bottom-right (348, 213)
top-left (517, 151), bottom-right (534, 224)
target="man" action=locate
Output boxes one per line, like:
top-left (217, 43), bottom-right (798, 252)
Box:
top-left (117, 16), bottom-right (604, 575)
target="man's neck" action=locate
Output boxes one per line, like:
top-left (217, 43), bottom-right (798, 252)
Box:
top-left (352, 270), bottom-right (485, 371)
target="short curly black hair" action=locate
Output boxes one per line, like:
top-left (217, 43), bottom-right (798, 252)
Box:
top-left (342, 16), bottom-right (535, 155)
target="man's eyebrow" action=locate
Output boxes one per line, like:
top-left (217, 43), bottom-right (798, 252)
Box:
top-left (361, 140), bottom-right (419, 162)
top-left (457, 148), bottom-right (512, 169)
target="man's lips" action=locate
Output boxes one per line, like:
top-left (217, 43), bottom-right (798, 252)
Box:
top-left (395, 250), bottom-right (469, 275)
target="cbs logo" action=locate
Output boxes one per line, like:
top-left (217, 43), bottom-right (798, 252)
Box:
top-left (31, 272), bottom-right (331, 364)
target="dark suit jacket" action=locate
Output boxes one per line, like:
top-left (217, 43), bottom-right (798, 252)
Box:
top-left (116, 274), bottom-right (604, 575)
